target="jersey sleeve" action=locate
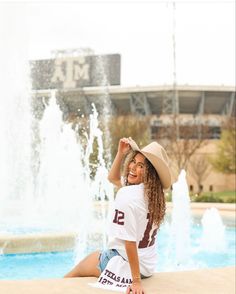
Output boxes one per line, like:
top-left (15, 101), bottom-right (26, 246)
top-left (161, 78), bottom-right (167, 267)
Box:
top-left (108, 187), bottom-right (137, 242)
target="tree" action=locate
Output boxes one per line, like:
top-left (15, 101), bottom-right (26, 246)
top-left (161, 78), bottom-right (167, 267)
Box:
top-left (190, 154), bottom-right (212, 194)
top-left (109, 115), bottom-right (151, 161)
top-left (209, 120), bottom-right (236, 174)
top-left (155, 115), bottom-right (210, 176)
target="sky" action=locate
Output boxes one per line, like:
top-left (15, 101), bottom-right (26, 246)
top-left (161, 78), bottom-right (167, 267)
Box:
top-left (0, 0), bottom-right (235, 87)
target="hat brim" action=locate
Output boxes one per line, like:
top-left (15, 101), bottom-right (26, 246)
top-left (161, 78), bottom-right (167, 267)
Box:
top-left (128, 138), bottom-right (140, 152)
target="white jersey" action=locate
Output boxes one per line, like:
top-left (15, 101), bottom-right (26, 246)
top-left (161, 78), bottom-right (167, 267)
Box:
top-left (107, 183), bottom-right (158, 277)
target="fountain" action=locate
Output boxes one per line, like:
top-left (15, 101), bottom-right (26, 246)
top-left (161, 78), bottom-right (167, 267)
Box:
top-left (170, 169), bottom-right (191, 267)
top-left (0, 80), bottom-right (113, 258)
top-left (0, 4), bottom-right (34, 229)
top-left (200, 207), bottom-right (227, 252)
top-left (159, 169), bottom-right (228, 272)
top-left (33, 91), bottom-right (92, 232)
top-left (0, 7), bottom-right (113, 259)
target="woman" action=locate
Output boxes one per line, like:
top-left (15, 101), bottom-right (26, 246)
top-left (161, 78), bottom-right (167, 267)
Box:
top-left (64, 137), bottom-right (171, 294)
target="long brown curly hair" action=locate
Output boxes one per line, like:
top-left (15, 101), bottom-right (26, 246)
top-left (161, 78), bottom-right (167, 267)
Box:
top-left (122, 150), bottom-right (166, 229)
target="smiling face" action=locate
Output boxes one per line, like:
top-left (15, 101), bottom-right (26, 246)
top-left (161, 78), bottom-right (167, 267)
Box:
top-left (127, 153), bottom-right (146, 185)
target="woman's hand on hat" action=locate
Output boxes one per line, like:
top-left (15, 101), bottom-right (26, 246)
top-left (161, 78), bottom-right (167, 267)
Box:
top-left (118, 137), bottom-right (131, 155)
top-left (126, 281), bottom-right (145, 294)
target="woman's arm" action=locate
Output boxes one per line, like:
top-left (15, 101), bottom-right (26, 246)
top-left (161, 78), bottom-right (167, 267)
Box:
top-left (125, 240), bottom-right (145, 294)
top-left (108, 138), bottom-right (131, 187)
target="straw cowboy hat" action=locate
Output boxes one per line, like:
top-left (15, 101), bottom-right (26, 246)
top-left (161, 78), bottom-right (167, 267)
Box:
top-left (128, 138), bottom-right (172, 189)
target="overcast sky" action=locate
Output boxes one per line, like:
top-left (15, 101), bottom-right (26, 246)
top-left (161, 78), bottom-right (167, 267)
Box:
top-left (0, 0), bottom-right (235, 86)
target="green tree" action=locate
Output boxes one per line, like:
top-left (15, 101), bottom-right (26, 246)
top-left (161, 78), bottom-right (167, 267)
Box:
top-left (209, 126), bottom-right (236, 174)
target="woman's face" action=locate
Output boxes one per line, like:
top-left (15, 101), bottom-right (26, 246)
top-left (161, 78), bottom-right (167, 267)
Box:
top-left (127, 153), bottom-right (145, 185)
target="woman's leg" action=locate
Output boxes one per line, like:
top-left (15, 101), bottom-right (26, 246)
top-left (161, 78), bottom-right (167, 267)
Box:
top-left (64, 251), bottom-right (101, 278)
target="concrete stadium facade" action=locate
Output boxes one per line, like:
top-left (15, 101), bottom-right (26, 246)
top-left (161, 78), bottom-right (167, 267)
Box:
top-left (33, 84), bottom-right (235, 117)
top-left (32, 84), bottom-right (235, 193)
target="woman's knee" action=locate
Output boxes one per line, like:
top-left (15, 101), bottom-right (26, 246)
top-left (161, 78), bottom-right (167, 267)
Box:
top-left (64, 251), bottom-right (101, 278)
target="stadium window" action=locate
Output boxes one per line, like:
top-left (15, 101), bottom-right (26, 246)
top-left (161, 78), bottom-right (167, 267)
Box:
top-left (209, 127), bottom-right (221, 139)
top-left (209, 185), bottom-right (213, 192)
top-left (215, 127), bottom-right (221, 139)
top-left (189, 185), bottom-right (194, 192)
top-left (151, 126), bottom-right (158, 140)
top-left (199, 185), bottom-right (203, 192)
top-left (151, 123), bottom-right (221, 140)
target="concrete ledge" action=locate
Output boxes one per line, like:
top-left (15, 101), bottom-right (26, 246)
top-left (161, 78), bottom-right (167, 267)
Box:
top-left (0, 232), bottom-right (77, 254)
top-left (0, 267), bottom-right (234, 294)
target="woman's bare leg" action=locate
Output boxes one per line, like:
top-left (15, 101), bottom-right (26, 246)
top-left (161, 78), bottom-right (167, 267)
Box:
top-left (64, 251), bottom-right (101, 278)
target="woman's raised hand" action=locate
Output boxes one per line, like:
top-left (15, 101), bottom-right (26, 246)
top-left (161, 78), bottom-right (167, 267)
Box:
top-left (118, 137), bottom-right (131, 155)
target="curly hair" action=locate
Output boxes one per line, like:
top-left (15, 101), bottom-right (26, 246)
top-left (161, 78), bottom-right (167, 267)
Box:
top-left (122, 150), bottom-right (166, 229)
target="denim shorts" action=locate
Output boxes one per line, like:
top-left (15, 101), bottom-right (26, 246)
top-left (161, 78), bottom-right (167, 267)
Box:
top-left (97, 248), bottom-right (148, 279)
top-left (98, 249), bottom-right (120, 272)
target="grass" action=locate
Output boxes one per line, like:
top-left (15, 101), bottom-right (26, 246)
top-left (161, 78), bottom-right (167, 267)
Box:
top-left (193, 191), bottom-right (236, 203)
top-left (166, 191), bottom-right (236, 203)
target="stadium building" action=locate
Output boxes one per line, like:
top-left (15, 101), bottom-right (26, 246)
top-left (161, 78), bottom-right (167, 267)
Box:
top-left (31, 52), bottom-right (235, 193)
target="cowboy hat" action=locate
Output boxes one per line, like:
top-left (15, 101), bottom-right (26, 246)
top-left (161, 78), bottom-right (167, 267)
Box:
top-left (127, 138), bottom-right (172, 189)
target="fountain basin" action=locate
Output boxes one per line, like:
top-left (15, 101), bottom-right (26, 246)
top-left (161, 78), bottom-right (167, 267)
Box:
top-left (0, 203), bottom-right (235, 281)
top-left (0, 203), bottom-right (235, 255)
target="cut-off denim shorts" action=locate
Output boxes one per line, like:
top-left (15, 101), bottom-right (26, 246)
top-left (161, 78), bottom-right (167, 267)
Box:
top-left (97, 248), bottom-right (148, 279)
top-left (98, 249), bottom-right (120, 272)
